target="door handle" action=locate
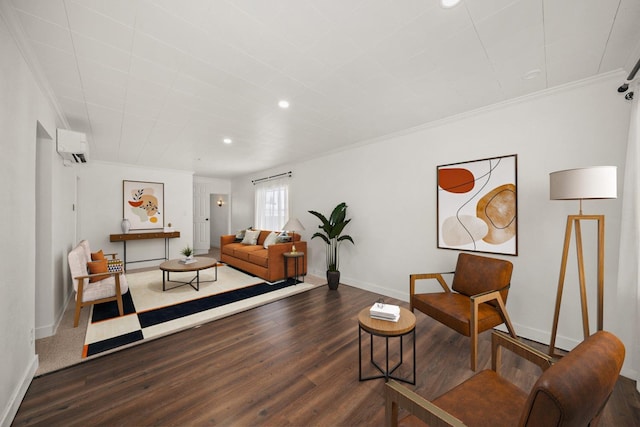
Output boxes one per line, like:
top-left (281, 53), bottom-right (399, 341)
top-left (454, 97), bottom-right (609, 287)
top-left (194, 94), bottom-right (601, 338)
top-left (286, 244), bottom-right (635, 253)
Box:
top-left (205, 218), bottom-right (209, 221)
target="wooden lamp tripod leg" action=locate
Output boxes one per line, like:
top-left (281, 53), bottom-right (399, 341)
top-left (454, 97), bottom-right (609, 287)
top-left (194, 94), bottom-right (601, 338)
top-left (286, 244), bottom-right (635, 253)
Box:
top-left (549, 216), bottom-right (573, 356)
top-left (549, 214), bottom-right (605, 357)
top-left (574, 219), bottom-right (591, 339)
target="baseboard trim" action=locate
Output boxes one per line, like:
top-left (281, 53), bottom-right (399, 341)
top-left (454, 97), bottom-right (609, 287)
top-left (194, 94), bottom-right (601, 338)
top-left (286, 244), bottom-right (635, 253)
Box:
top-left (1, 354), bottom-right (38, 427)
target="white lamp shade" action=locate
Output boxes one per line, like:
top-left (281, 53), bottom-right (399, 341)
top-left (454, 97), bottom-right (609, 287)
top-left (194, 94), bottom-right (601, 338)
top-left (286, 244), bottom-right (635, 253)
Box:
top-left (283, 218), bottom-right (305, 232)
top-left (549, 166), bottom-right (617, 200)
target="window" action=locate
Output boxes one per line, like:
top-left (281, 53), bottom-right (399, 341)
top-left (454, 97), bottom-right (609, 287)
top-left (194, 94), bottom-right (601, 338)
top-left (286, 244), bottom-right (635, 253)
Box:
top-left (254, 178), bottom-right (289, 230)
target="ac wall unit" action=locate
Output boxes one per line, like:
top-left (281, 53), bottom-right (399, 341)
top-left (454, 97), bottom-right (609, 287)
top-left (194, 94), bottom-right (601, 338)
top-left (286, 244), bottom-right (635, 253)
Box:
top-left (56, 128), bottom-right (89, 163)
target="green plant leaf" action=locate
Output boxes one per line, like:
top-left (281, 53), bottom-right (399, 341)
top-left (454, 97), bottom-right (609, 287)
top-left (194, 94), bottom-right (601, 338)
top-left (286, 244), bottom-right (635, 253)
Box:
top-left (310, 232), bottom-right (330, 245)
top-left (337, 235), bottom-right (354, 244)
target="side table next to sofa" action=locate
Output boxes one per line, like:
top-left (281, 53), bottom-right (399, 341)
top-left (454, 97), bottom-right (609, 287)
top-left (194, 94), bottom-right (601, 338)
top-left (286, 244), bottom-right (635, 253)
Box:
top-left (283, 251), bottom-right (305, 284)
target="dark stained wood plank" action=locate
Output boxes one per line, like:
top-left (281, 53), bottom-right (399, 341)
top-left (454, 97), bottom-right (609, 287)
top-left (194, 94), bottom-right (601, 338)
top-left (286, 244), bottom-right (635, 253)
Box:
top-left (13, 285), bottom-right (640, 426)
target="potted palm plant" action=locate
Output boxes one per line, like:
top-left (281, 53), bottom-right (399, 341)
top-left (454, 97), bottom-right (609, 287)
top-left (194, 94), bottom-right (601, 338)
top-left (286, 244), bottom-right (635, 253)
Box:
top-left (308, 202), bottom-right (354, 289)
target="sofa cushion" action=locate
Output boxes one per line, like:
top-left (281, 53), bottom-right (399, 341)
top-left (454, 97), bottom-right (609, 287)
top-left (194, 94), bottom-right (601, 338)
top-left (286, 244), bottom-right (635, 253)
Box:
top-left (263, 231), bottom-right (279, 248)
top-left (248, 249), bottom-right (269, 268)
top-left (91, 250), bottom-right (105, 261)
top-left (257, 230), bottom-right (271, 246)
top-left (233, 245), bottom-right (264, 261)
top-left (241, 229), bottom-right (260, 245)
top-left (222, 242), bottom-right (243, 256)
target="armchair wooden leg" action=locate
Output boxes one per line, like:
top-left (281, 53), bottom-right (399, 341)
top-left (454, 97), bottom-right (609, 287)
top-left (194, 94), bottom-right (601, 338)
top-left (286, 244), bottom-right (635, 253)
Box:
top-left (470, 303), bottom-right (479, 371)
top-left (73, 279), bottom-right (84, 328)
top-left (73, 298), bottom-right (82, 327)
top-left (115, 275), bottom-right (124, 316)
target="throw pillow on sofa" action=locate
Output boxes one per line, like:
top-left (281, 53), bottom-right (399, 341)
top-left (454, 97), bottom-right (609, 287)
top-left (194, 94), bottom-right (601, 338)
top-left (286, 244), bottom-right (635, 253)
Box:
top-left (241, 229), bottom-right (260, 245)
top-left (263, 231), bottom-right (279, 248)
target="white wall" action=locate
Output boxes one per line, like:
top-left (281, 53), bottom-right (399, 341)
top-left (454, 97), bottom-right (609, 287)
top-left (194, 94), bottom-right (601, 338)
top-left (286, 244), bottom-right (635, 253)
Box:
top-left (76, 162), bottom-right (194, 269)
top-left (194, 175), bottom-right (231, 250)
top-left (0, 9), bottom-right (62, 426)
top-left (34, 125), bottom-right (77, 339)
top-left (231, 73), bottom-right (635, 377)
top-left (210, 193), bottom-right (229, 247)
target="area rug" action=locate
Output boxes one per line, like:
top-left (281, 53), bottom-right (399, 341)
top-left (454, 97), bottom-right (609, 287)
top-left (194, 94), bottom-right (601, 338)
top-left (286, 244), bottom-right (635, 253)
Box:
top-left (83, 265), bottom-right (317, 358)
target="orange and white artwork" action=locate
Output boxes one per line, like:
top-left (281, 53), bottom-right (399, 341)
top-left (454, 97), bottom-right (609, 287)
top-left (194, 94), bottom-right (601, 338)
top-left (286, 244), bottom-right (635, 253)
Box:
top-left (123, 180), bottom-right (164, 230)
top-left (437, 155), bottom-right (517, 256)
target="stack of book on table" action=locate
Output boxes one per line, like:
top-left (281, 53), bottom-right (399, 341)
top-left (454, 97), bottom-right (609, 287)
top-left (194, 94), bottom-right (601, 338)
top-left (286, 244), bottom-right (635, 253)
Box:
top-left (179, 258), bottom-right (197, 264)
top-left (370, 302), bottom-right (400, 322)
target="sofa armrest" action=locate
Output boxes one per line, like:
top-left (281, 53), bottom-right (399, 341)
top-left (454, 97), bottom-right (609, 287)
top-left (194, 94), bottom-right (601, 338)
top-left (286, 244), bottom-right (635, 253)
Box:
top-left (220, 234), bottom-right (237, 247)
top-left (266, 241), bottom-right (307, 280)
top-left (267, 241), bottom-right (307, 258)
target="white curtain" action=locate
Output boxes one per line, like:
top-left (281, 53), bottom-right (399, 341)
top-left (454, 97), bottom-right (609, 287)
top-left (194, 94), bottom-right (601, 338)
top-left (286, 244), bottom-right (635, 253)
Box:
top-left (616, 81), bottom-right (640, 392)
top-left (254, 177), bottom-right (289, 231)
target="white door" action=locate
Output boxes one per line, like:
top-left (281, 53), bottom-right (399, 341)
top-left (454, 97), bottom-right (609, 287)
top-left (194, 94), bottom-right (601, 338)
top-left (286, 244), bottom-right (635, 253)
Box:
top-left (193, 182), bottom-right (210, 253)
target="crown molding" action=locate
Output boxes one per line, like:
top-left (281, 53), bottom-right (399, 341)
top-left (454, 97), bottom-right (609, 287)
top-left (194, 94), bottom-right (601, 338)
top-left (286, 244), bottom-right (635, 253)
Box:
top-left (0, 0), bottom-right (69, 129)
top-left (369, 69), bottom-right (628, 146)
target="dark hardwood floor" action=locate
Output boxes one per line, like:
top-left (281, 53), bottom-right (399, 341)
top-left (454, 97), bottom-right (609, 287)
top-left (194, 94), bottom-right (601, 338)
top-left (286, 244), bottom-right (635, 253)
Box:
top-left (13, 284), bottom-right (640, 426)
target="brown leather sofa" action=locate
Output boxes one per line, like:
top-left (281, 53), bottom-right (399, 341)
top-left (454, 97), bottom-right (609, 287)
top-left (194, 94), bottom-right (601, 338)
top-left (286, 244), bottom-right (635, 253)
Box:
top-left (220, 230), bottom-right (307, 282)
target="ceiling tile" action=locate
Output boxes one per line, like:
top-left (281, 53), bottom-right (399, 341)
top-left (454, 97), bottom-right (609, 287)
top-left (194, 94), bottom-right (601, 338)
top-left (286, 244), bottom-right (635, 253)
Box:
top-left (71, 32), bottom-right (131, 73)
top-left (474, 0), bottom-right (543, 53)
top-left (150, 0), bottom-right (212, 29)
top-left (65, 1), bottom-right (135, 51)
top-left (76, 57), bottom-right (128, 89)
top-left (16, 10), bottom-right (74, 52)
top-left (72, 0), bottom-right (141, 28)
top-left (11, 0), bottom-right (68, 27)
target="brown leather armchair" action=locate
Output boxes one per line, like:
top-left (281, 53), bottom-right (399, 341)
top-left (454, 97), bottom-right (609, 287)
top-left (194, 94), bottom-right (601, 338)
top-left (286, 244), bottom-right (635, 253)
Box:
top-left (385, 330), bottom-right (625, 427)
top-left (410, 253), bottom-right (516, 370)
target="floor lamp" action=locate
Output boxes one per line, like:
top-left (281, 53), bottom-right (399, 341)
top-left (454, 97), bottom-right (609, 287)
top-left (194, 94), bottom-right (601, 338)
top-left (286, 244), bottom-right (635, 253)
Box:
top-left (548, 166), bottom-right (617, 357)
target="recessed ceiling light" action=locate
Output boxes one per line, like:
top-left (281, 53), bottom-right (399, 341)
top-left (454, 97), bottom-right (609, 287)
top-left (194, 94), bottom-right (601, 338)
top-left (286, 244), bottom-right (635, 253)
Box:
top-left (278, 100), bottom-right (290, 109)
top-left (523, 69), bottom-right (542, 80)
top-left (223, 138), bottom-right (232, 144)
top-left (441, 0), bottom-right (461, 8)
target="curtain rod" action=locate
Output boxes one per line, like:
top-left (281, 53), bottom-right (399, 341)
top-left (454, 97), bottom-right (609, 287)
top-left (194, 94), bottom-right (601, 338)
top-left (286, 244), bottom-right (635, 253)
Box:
top-left (617, 56), bottom-right (640, 96)
top-left (251, 171), bottom-right (292, 185)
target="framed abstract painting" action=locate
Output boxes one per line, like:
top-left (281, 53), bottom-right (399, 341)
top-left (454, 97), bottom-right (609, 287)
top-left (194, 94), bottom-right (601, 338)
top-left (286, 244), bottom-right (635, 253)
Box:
top-left (123, 180), bottom-right (164, 230)
top-left (437, 154), bottom-right (517, 256)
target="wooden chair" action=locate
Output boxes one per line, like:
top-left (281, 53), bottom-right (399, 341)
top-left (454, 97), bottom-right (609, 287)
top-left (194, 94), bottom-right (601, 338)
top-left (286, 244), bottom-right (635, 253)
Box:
top-left (410, 252), bottom-right (516, 370)
top-left (68, 241), bottom-right (129, 327)
top-left (385, 330), bottom-right (625, 427)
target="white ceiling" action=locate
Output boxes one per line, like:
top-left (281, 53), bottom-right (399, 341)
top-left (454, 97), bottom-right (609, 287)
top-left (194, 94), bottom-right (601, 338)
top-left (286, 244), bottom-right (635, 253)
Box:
top-left (6, 0), bottom-right (640, 177)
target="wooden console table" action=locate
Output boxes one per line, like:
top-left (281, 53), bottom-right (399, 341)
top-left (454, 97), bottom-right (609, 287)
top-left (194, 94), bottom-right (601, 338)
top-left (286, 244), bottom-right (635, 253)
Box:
top-left (110, 231), bottom-right (180, 271)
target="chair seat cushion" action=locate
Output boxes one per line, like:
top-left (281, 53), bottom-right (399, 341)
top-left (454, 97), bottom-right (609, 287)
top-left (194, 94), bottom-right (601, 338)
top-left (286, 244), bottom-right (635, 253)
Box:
top-left (79, 274), bottom-right (129, 302)
top-left (433, 370), bottom-right (528, 426)
top-left (412, 293), bottom-right (504, 336)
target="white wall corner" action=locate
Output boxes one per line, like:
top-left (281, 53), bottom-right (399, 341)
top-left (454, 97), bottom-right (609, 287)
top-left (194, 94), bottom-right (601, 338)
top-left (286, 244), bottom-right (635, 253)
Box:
top-left (0, 354), bottom-right (38, 427)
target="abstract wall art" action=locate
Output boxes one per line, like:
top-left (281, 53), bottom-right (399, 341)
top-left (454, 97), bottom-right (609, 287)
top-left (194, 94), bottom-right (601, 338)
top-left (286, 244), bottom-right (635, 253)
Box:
top-left (437, 154), bottom-right (517, 256)
top-left (123, 180), bottom-right (164, 230)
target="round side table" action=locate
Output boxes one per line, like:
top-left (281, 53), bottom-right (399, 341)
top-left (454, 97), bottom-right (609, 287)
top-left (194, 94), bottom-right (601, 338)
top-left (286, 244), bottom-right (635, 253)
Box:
top-left (358, 306), bottom-right (416, 384)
